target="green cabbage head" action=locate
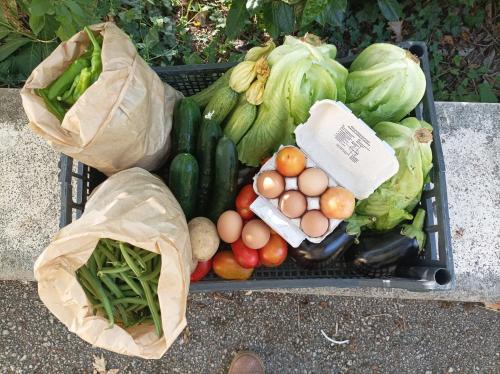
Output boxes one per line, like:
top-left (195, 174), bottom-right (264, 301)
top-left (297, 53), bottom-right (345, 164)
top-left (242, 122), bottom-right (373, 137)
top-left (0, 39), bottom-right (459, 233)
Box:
top-left (347, 117), bottom-right (433, 234)
top-left (346, 43), bottom-right (426, 127)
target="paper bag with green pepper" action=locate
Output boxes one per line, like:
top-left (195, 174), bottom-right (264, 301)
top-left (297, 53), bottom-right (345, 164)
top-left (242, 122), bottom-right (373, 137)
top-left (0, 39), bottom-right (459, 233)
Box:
top-left (20, 22), bottom-right (181, 176)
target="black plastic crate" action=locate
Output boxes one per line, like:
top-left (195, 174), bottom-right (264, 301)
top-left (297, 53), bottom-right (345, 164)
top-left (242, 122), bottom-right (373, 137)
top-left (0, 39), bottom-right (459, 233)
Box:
top-left (58, 41), bottom-right (454, 292)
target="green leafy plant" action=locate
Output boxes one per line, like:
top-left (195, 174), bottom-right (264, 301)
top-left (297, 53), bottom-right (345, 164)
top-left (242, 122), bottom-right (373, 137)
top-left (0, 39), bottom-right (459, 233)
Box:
top-left (224, 0), bottom-right (406, 40)
top-left (0, 0), bottom-right (103, 86)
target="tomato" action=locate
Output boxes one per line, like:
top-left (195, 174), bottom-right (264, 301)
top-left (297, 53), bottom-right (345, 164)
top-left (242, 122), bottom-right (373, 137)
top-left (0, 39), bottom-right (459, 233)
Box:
top-left (213, 251), bottom-right (253, 280)
top-left (275, 147), bottom-right (306, 177)
top-left (320, 187), bottom-right (355, 219)
top-left (236, 184), bottom-right (257, 220)
top-left (259, 234), bottom-right (288, 267)
top-left (231, 239), bottom-right (259, 269)
top-left (190, 259), bottom-right (212, 282)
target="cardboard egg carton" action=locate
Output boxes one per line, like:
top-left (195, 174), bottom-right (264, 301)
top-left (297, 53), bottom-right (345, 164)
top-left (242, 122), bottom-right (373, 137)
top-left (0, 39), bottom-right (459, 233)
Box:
top-left (251, 147), bottom-right (342, 247)
top-left (250, 100), bottom-right (400, 248)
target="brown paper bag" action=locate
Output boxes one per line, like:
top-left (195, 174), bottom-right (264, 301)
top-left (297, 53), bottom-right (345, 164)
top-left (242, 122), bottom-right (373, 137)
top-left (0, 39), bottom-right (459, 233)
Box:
top-left (34, 168), bottom-right (192, 359)
top-left (20, 22), bottom-right (181, 176)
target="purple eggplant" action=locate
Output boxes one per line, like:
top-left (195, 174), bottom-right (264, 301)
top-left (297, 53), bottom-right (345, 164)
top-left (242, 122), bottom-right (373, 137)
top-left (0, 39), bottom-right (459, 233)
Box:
top-left (352, 209), bottom-right (426, 269)
top-left (289, 222), bottom-right (355, 268)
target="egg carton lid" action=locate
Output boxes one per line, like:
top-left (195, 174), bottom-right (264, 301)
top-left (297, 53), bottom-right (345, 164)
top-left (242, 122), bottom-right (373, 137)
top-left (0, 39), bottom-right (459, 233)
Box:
top-left (294, 100), bottom-right (399, 200)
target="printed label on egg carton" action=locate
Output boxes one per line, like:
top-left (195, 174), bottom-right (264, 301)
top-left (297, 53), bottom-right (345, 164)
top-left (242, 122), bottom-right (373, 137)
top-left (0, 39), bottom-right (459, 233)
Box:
top-left (250, 146), bottom-right (342, 248)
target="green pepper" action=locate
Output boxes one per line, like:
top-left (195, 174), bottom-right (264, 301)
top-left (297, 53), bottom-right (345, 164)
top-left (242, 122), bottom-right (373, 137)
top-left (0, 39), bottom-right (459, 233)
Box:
top-left (58, 73), bottom-right (80, 105)
top-left (35, 88), bottom-right (66, 121)
top-left (72, 67), bottom-right (91, 102)
top-left (84, 26), bottom-right (102, 84)
top-left (46, 57), bottom-right (90, 101)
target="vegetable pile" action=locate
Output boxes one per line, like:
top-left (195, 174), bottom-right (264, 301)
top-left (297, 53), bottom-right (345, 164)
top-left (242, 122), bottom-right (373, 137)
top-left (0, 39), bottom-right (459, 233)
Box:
top-left (36, 27), bottom-right (102, 121)
top-left (163, 34), bottom-right (432, 281)
top-left (191, 35), bottom-right (348, 167)
top-left (76, 239), bottom-right (162, 336)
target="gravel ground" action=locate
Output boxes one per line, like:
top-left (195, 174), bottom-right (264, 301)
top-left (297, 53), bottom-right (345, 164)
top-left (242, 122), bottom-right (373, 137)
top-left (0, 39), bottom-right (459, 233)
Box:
top-left (0, 281), bottom-right (498, 374)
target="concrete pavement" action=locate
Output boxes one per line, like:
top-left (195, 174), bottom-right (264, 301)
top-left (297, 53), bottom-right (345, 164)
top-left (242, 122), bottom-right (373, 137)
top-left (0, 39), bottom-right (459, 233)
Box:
top-left (0, 88), bottom-right (499, 301)
top-left (1, 280), bottom-right (499, 373)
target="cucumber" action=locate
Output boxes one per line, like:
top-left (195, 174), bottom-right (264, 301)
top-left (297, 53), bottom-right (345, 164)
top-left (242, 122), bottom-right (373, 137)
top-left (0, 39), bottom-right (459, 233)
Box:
top-left (190, 68), bottom-right (234, 108)
top-left (168, 153), bottom-right (199, 220)
top-left (223, 99), bottom-right (257, 144)
top-left (209, 136), bottom-right (238, 222)
top-left (202, 85), bottom-right (239, 127)
top-left (171, 98), bottom-right (201, 155)
top-left (196, 120), bottom-right (223, 216)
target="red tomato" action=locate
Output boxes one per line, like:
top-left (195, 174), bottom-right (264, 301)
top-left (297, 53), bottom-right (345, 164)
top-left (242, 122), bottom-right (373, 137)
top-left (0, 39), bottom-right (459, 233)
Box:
top-left (190, 259), bottom-right (212, 282)
top-left (255, 255), bottom-right (262, 268)
top-left (213, 251), bottom-right (253, 280)
top-left (236, 184), bottom-right (257, 220)
top-left (231, 239), bottom-right (259, 269)
top-left (259, 234), bottom-right (288, 267)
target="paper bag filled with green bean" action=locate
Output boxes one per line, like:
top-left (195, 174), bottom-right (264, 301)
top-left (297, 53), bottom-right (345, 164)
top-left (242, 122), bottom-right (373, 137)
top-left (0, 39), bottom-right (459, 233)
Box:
top-left (21, 22), bottom-right (181, 176)
top-left (34, 168), bottom-right (192, 359)
top-left (77, 239), bottom-right (163, 337)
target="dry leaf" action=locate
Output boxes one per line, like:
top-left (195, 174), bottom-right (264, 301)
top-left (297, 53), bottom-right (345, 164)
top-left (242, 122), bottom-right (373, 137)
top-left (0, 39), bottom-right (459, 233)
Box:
top-left (388, 21), bottom-right (403, 43)
top-left (182, 327), bottom-right (191, 345)
top-left (93, 355), bottom-right (107, 374)
top-left (484, 303), bottom-right (500, 312)
top-left (92, 355), bottom-right (119, 374)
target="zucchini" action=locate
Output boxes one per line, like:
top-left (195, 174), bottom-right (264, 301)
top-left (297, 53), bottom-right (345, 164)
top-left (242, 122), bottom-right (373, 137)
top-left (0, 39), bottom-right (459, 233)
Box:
top-left (202, 85), bottom-right (239, 127)
top-left (223, 99), bottom-right (257, 144)
top-left (168, 153), bottom-right (199, 220)
top-left (196, 120), bottom-right (223, 216)
top-left (190, 68), bottom-right (234, 108)
top-left (209, 136), bottom-right (238, 222)
top-left (171, 98), bottom-right (201, 155)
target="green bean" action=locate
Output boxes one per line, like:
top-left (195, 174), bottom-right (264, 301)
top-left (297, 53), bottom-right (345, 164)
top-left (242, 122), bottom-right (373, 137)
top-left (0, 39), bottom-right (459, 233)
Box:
top-left (139, 260), bottom-right (161, 282)
top-left (93, 251), bottom-right (104, 270)
top-left (140, 280), bottom-right (162, 337)
top-left (116, 272), bottom-right (143, 297)
top-left (97, 266), bottom-right (131, 276)
top-left (77, 272), bottom-right (100, 312)
top-left (122, 289), bottom-right (138, 297)
top-left (76, 271), bottom-right (98, 297)
top-left (95, 298), bottom-right (148, 308)
top-left (141, 251), bottom-right (159, 263)
top-left (99, 241), bottom-right (119, 262)
top-left (124, 245), bottom-right (147, 271)
top-left (126, 303), bottom-right (148, 313)
top-left (87, 255), bottom-right (97, 276)
top-left (119, 243), bottom-right (142, 277)
top-left (79, 266), bottom-right (114, 326)
top-left (99, 273), bottom-right (124, 299)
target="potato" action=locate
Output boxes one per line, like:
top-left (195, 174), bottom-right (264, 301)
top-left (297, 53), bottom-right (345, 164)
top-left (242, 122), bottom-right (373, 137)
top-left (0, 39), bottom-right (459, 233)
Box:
top-left (188, 217), bottom-right (220, 261)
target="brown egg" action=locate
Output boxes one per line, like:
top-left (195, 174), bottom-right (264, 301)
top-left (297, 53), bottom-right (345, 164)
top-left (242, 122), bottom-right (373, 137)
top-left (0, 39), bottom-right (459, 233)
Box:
top-left (301, 210), bottom-right (329, 237)
top-left (241, 219), bottom-right (271, 249)
top-left (278, 190), bottom-right (307, 218)
top-left (217, 210), bottom-right (243, 243)
top-left (298, 168), bottom-right (329, 197)
top-left (256, 170), bottom-right (285, 199)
